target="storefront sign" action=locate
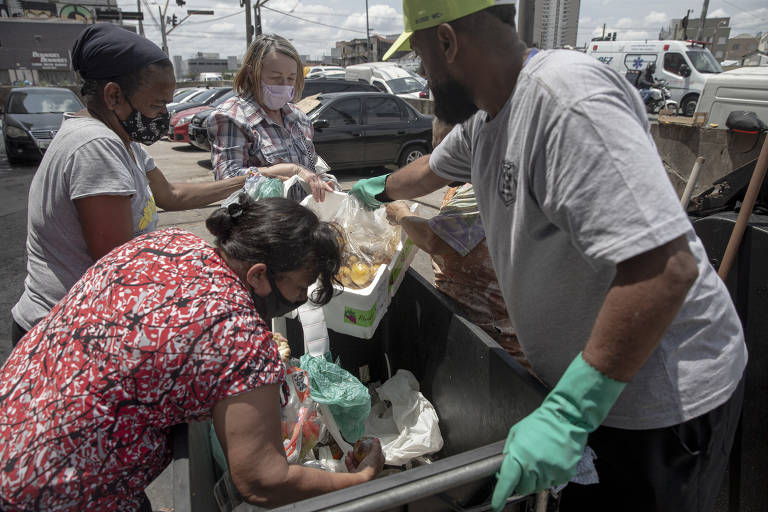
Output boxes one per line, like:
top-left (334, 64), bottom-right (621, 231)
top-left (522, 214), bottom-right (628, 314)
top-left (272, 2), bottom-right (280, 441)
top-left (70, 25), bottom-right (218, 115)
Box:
top-left (30, 50), bottom-right (69, 70)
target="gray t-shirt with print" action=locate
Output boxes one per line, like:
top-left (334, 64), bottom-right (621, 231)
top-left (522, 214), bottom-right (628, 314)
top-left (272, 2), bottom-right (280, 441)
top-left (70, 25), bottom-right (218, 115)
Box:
top-left (12, 116), bottom-right (158, 330)
top-left (430, 50), bottom-right (747, 430)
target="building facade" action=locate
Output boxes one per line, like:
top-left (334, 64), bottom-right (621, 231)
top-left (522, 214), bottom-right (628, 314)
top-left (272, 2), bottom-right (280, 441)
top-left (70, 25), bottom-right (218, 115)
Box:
top-left (0, 0), bottom-right (143, 85)
top-left (659, 17), bottom-right (731, 60)
top-left (335, 35), bottom-right (407, 67)
top-left (532, 0), bottom-right (580, 49)
top-left (725, 34), bottom-right (760, 61)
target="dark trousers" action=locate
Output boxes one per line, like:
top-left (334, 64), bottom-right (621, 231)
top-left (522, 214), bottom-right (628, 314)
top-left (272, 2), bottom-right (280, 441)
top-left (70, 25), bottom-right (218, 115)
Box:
top-left (560, 378), bottom-right (744, 512)
top-left (10, 315), bottom-right (27, 348)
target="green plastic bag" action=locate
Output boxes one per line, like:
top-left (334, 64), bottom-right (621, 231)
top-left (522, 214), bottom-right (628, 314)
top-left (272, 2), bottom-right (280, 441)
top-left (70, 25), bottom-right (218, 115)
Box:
top-left (244, 174), bottom-right (284, 201)
top-left (299, 353), bottom-right (371, 442)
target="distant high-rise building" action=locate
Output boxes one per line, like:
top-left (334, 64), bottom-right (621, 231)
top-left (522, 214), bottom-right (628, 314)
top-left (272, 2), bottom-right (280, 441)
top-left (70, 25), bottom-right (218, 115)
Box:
top-left (532, 0), bottom-right (581, 49)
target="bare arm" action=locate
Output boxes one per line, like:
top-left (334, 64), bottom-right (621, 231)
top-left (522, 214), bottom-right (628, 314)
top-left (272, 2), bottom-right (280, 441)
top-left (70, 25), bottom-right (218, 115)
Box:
top-left (385, 155), bottom-right (452, 200)
top-left (259, 163), bottom-right (334, 201)
top-left (385, 202), bottom-right (457, 256)
top-left (146, 168), bottom-right (246, 211)
top-left (582, 235), bottom-right (698, 382)
top-left (213, 384), bottom-right (383, 507)
top-left (74, 195), bottom-right (133, 260)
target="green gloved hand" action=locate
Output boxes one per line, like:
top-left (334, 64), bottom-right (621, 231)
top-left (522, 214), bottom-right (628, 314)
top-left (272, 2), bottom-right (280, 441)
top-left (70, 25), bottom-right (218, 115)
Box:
top-left (491, 352), bottom-right (626, 511)
top-left (349, 174), bottom-right (390, 209)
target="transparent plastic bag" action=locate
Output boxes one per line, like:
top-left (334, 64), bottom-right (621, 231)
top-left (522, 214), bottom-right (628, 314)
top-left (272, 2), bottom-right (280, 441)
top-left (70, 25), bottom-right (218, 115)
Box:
top-left (281, 364), bottom-right (325, 463)
top-left (332, 194), bottom-right (401, 289)
top-left (244, 173), bottom-right (284, 200)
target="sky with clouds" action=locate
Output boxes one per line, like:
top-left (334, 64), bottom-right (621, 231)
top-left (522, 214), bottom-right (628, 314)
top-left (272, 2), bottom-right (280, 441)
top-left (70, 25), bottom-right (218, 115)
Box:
top-left (117, 0), bottom-right (768, 61)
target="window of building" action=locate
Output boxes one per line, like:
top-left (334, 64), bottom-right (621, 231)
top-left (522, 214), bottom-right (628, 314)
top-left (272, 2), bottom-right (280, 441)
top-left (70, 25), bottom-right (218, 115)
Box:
top-left (732, 43), bottom-right (740, 50)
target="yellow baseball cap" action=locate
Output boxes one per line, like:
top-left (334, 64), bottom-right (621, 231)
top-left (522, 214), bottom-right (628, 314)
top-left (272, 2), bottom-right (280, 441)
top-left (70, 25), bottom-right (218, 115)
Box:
top-left (383, 0), bottom-right (516, 61)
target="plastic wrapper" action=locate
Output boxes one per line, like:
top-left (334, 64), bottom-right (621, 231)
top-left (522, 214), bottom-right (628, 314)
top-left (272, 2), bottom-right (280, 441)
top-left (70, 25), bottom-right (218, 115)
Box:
top-left (331, 194), bottom-right (401, 289)
top-left (221, 173), bottom-right (284, 209)
top-left (281, 365), bottom-right (325, 463)
top-left (364, 369), bottom-right (444, 466)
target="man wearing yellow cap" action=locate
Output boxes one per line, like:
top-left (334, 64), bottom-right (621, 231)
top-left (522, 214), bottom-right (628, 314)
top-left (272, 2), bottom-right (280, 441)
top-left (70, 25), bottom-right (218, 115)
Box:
top-left (351, 2), bottom-right (746, 511)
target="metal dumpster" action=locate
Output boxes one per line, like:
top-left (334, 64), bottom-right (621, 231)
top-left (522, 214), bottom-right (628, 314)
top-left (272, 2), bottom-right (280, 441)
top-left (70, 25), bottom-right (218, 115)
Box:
top-left (171, 269), bottom-right (547, 511)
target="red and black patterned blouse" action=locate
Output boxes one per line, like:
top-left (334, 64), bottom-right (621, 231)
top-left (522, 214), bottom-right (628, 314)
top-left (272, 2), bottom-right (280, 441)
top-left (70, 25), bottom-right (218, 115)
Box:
top-left (0, 228), bottom-right (285, 511)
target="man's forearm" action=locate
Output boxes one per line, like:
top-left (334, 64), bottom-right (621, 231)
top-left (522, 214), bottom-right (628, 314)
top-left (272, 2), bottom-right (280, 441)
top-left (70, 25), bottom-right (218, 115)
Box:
top-left (582, 235), bottom-right (699, 382)
top-left (385, 155), bottom-right (452, 200)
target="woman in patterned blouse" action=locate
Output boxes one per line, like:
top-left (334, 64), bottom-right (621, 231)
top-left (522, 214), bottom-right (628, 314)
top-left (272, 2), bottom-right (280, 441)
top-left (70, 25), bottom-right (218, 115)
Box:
top-left (0, 196), bottom-right (384, 511)
top-left (208, 34), bottom-right (338, 202)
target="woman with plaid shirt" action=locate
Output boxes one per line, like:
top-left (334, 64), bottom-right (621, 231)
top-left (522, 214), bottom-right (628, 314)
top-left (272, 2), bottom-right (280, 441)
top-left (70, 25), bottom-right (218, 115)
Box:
top-left (208, 34), bottom-right (339, 202)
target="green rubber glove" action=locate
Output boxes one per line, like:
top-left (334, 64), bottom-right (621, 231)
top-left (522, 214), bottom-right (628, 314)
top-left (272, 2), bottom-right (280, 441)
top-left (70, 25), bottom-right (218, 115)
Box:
top-left (349, 174), bottom-right (390, 209)
top-left (491, 352), bottom-right (626, 511)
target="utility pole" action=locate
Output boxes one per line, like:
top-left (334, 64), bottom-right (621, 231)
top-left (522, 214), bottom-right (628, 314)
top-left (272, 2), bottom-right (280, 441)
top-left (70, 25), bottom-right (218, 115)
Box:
top-left (159, 6), bottom-right (168, 54)
top-left (696, 0), bottom-right (709, 41)
top-left (242, 0), bottom-right (253, 47)
top-left (253, 1), bottom-right (270, 41)
top-left (136, 0), bottom-right (144, 36)
top-left (365, 0), bottom-right (371, 62)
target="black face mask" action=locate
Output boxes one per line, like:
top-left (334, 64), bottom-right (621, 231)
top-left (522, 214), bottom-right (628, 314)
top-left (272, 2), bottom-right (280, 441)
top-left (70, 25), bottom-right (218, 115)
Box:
top-left (431, 78), bottom-right (479, 125)
top-left (118, 98), bottom-right (170, 145)
top-left (251, 273), bottom-right (307, 321)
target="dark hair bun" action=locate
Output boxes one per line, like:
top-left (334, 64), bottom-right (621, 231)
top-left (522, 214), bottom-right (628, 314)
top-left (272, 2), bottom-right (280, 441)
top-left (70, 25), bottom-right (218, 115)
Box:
top-left (205, 207), bottom-right (235, 241)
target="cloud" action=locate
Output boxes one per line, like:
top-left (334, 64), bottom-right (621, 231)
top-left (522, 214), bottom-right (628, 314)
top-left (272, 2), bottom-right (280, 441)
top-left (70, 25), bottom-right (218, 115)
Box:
top-left (709, 8), bottom-right (729, 18)
top-left (615, 17), bottom-right (633, 29)
top-left (579, 16), bottom-right (592, 25)
top-left (730, 8), bottom-right (768, 33)
top-left (643, 11), bottom-right (668, 25)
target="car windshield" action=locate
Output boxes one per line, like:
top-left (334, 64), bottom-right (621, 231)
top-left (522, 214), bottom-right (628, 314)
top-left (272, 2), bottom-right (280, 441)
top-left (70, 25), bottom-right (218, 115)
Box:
top-left (189, 89), bottom-right (221, 104)
top-left (7, 90), bottom-right (82, 114)
top-left (174, 89), bottom-right (200, 102)
top-left (387, 77), bottom-right (424, 94)
top-left (686, 50), bottom-right (722, 73)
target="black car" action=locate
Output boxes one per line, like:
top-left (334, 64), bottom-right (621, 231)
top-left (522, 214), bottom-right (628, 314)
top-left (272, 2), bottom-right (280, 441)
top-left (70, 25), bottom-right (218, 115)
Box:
top-left (309, 92), bottom-right (432, 171)
top-left (301, 79), bottom-right (378, 98)
top-left (2, 87), bottom-right (84, 165)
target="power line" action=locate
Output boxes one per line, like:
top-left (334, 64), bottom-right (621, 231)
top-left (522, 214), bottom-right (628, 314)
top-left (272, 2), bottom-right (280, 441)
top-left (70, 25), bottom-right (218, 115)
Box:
top-left (261, 4), bottom-right (367, 34)
top-left (181, 9), bottom-right (245, 25)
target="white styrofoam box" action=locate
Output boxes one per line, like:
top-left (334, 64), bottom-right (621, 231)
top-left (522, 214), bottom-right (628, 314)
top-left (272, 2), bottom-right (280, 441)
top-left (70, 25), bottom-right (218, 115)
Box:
top-left (301, 191), bottom-right (419, 339)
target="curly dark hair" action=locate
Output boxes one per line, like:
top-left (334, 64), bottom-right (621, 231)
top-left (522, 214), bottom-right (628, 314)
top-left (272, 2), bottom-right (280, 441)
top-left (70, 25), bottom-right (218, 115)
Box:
top-left (206, 194), bottom-right (343, 305)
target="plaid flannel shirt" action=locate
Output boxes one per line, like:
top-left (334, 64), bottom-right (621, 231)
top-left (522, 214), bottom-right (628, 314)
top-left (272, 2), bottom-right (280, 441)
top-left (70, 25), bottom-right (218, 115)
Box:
top-left (207, 93), bottom-right (321, 181)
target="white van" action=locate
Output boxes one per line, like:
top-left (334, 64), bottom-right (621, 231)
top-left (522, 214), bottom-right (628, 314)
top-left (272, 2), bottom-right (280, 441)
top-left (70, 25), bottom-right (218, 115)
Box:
top-left (198, 72), bottom-right (223, 82)
top-left (587, 40), bottom-right (722, 115)
top-left (695, 66), bottom-right (768, 128)
top-left (345, 62), bottom-right (425, 99)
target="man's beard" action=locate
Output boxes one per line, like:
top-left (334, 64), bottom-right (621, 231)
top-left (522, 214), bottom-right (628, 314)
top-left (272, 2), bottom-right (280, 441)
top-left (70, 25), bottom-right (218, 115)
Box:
top-left (431, 78), bottom-right (478, 124)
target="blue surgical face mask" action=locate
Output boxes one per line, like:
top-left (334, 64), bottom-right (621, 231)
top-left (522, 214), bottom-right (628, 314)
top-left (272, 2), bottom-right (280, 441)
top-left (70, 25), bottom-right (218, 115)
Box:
top-left (118, 97), bottom-right (170, 145)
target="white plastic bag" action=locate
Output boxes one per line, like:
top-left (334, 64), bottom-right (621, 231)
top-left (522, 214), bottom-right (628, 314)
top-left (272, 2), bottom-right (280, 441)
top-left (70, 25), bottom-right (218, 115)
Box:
top-left (364, 369), bottom-right (443, 466)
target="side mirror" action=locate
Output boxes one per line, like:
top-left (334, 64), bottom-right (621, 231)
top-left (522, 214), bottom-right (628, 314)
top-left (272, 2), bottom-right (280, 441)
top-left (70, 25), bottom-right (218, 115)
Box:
top-left (313, 119), bottom-right (329, 130)
top-left (679, 64), bottom-right (691, 77)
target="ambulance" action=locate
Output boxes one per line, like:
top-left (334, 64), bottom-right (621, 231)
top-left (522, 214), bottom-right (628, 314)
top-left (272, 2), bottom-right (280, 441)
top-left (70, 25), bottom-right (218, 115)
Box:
top-left (587, 40), bottom-right (722, 116)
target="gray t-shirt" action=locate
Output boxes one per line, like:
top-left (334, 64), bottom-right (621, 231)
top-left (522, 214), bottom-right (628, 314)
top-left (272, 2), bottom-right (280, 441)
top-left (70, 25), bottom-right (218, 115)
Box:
top-left (12, 116), bottom-right (158, 330)
top-left (430, 50), bottom-right (747, 430)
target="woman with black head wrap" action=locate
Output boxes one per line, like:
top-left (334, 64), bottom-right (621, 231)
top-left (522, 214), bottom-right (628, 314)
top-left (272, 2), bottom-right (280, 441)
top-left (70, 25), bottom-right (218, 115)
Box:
top-left (10, 23), bottom-right (247, 345)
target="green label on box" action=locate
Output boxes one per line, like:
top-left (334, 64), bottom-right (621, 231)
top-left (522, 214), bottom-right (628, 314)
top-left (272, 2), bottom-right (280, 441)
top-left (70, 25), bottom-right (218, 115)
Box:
top-left (389, 238), bottom-right (415, 294)
top-left (344, 304), bottom-right (377, 327)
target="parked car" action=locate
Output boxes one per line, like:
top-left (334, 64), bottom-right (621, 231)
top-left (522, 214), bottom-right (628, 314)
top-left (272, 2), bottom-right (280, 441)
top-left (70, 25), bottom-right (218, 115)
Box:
top-left (305, 65), bottom-right (345, 79)
top-left (168, 90), bottom-right (236, 143)
top-left (695, 66), bottom-right (768, 128)
top-left (307, 92), bottom-right (432, 171)
top-left (2, 87), bottom-right (84, 164)
top-left (188, 82), bottom-right (382, 151)
top-left (166, 87), bottom-right (231, 117)
top-left (345, 62), bottom-right (426, 99)
top-left (301, 79), bottom-right (378, 99)
top-left (172, 87), bottom-right (202, 103)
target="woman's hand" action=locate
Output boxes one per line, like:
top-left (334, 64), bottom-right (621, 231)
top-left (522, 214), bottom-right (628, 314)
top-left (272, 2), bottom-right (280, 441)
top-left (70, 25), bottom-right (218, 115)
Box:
top-left (385, 201), bottom-right (412, 225)
top-left (297, 166), bottom-right (334, 202)
top-left (344, 438), bottom-right (384, 479)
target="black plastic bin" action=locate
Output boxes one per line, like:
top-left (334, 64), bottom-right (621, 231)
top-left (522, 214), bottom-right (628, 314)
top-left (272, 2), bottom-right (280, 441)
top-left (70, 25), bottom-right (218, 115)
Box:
top-left (171, 269), bottom-right (547, 511)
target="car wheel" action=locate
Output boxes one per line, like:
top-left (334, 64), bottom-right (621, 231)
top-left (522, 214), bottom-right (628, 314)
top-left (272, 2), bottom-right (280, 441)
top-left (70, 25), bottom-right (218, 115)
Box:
top-left (398, 144), bottom-right (427, 168)
top-left (680, 94), bottom-right (699, 117)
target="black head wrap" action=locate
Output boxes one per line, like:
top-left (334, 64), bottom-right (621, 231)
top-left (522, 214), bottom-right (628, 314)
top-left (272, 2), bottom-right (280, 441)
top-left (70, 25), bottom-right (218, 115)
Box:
top-left (72, 23), bottom-right (168, 80)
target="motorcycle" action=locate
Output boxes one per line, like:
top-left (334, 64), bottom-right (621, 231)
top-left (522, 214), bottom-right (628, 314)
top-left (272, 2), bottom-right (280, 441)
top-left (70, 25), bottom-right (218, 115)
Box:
top-left (644, 80), bottom-right (678, 115)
